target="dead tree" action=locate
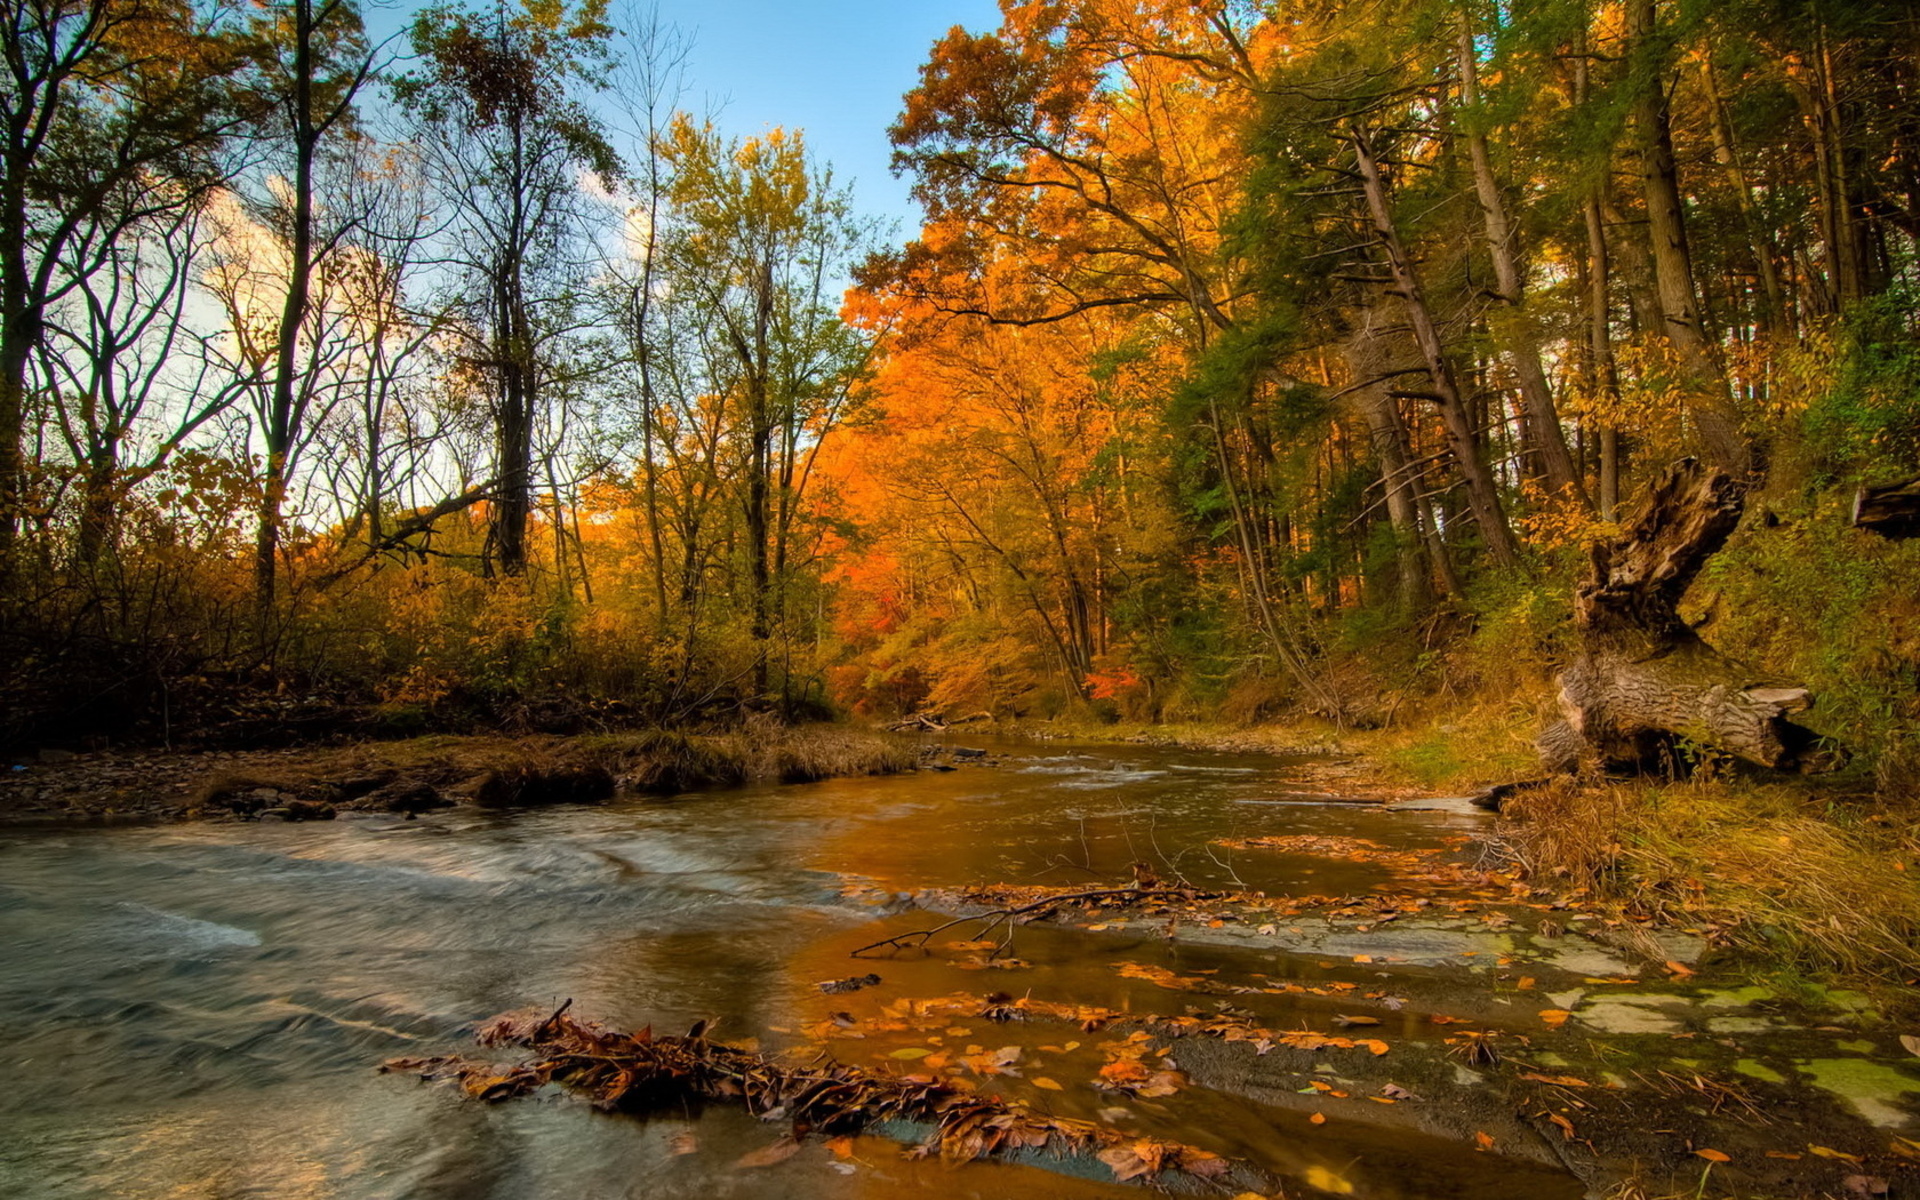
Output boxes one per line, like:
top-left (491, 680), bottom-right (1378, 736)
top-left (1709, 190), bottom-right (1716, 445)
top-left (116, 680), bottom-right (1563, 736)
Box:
top-left (1539, 459), bottom-right (1830, 773)
top-left (1852, 476), bottom-right (1920, 538)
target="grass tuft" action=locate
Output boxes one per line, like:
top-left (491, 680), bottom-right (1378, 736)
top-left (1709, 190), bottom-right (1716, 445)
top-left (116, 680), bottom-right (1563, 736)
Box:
top-left (1503, 775), bottom-right (1920, 985)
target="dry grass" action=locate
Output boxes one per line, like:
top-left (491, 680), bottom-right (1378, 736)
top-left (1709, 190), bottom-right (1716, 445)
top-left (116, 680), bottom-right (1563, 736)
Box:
top-left (578, 721), bottom-right (918, 792)
top-left (1502, 774), bottom-right (1920, 985)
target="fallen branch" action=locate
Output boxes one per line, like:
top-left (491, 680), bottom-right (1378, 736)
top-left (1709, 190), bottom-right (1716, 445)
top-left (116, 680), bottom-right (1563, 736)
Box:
top-left (850, 887), bottom-right (1202, 958)
top-left (382, 1005), bottom-right (1247, 1186)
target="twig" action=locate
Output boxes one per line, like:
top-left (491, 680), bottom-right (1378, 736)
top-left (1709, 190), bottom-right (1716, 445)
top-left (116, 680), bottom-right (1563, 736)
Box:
top-left (849, 888), bottom-right (1192, 958)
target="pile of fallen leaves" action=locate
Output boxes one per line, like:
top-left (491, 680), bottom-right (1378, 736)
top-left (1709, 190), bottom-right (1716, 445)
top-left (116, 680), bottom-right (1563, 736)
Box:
top-left (381, 1002), bottom-right (1243, 1186)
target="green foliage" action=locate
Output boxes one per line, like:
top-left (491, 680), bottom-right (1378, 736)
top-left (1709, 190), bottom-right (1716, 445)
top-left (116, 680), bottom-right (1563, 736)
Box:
top-left (1795, 292), bottom-right (1920, 478)
top-left (1694, 501), bottom-right (1920, 780)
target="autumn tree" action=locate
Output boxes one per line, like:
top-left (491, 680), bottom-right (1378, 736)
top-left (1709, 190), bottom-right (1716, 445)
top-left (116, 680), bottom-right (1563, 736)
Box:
top-left (648, 118), bottom-right (875, 701)
top-left (0, 0), bottom-right (251, 560)
top-left (401, 0), bottom-right (617, 577)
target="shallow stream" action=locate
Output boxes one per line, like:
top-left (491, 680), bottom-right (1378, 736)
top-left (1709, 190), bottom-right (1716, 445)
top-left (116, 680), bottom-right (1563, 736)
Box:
top-left (0, 740), bottom-right (1908, 1197)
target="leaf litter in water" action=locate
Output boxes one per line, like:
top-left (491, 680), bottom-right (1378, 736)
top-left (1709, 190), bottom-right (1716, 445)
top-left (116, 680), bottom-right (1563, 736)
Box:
top-left (382, 1002), bottom-right (1246, 1186)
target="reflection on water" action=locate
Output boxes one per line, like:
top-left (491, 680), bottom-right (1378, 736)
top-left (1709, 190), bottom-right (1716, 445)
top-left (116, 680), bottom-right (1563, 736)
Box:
top-left (0, 740), bottom-right (1578, 1198)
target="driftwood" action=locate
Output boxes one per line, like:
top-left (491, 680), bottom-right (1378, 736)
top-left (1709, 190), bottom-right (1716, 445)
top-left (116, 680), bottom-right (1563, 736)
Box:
top-left (1539, 459), bottom-right (1832, 774)
top-left (1853, 476), bottom-right (1920, 538)
top-left (382, 1003), bottom-right (1247, 1186)
top-left (886, 710), bottom-right (993, 733)
top-left (850, 886), bottom-right (1202, 957)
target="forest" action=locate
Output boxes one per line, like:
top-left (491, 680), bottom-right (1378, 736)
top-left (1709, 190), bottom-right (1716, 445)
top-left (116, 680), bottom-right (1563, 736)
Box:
top-left (6, 1), bottom-right (1920, 1196)
top-left (2, 0), bottom-right (1917, 767)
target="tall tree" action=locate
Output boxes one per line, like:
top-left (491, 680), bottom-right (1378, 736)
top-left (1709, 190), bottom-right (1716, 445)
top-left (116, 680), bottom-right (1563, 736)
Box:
top-left (248, 0), bottom-right (375, 608)
top-left (403, 0), bottom-right (616, 577)
top-left (657, 117), bottom-right (874, 700)
top-left (0, 0), bottom-right (248, 559)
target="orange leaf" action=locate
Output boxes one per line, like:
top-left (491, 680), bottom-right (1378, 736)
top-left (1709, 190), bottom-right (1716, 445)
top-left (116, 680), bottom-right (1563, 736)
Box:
top-left (1695, 1149), bottom-right (1731, 1163)
top-left (1539, 1009), bottom-right (1572, 1028)
top-left (1475, 1131), bottom-right (1495, 1151)
top-left (1665, 960), bottom-right (1696, 977)
top-left (734, 1136), bottom-right (802, 1169)
top-left (1033, 1077), bottom-right (1063, 1091)
top-left (1309, 1112), bottom-right (1327, 1125)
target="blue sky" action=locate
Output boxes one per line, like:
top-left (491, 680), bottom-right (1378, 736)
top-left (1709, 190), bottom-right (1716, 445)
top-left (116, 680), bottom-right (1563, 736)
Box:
top-left (641, 0), bottom-right (1004, 235)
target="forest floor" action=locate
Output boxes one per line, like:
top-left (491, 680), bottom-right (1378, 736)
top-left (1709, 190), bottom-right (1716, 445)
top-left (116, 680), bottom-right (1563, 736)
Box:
top-left (0, 723), bottom-right (920, 824)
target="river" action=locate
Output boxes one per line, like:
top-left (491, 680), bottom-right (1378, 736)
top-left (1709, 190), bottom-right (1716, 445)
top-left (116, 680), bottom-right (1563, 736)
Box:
top-left (5, 738), bottom-right (1887, 1198)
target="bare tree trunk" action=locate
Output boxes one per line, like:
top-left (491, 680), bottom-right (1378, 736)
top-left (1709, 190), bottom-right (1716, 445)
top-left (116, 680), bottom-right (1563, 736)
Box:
top-left (1583, 197), bottom-right (1624, 519)
top-left (1344, 313), bottom-right (1435, 612)
top-left (257, 0), bottom-right (321, 613)
top-left (1698, 57), bottom-right (1787, 335)
top-left (1351, 124), bottom-right (1522, 568)
top-left (491, 282), bottom-right (533, 576)
top-left (1456, 27), bottom-right (1587, 507)
top-left (0, 217), bottom-right (26, 561)
top-left (1628, 0), bottom-right (1747, 475)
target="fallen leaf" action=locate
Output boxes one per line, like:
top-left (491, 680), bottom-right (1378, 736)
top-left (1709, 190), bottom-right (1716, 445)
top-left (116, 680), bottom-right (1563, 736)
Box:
top-left (1096, 1144), bottom-right (1151, 1182)
top-left (1352, 954), bottom-right (1373, 964)
top-left (1765, 1150), bottom-right (1803, 1160)
top-left (1310, 1112), bottom-right (1327, 1125)
top-left (1334, 1014), bottom-right (1382, 1027)
top-left (1900, 1034), bottom-right (1920, 1058)
top-left (1549, 1113), bottom-right (1576, 1140)
top-left (825, 1136), bottom-right (855, 1159)
top-left (1665, 960), bottom-right (1696, 978)
top-left (1695, 1148), bottom-right (1731, 1163)
top-left (734, 1136), bottom-right (802, 1169)
top-left (1516, 976), bottom-right (1536, 990)
top-left (1474, 1131), bottom-right (1495, 1151)
top-left (1809, 1144), bottom-right (1864, 1164)
top-left (1361, 1039), bottom-right (1390, 1056)
top-left (1539, 1009), bottom-right (1572, 1028)
top-left (889, 1047), bottom-right (932, 1060)
top-left (1033, 1077), bottom-right (1063, 1091)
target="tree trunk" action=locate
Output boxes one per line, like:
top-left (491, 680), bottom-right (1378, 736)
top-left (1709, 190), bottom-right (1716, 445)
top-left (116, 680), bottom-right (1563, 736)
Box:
top-left (0, 203), bottom-right (27, 560)
top-left (1852, 476), bottom-right (1920, 538)
top-left (1456, 27), bottom-right (1587, 507)
top-left (1539, 459), bottom-right (1830, 773)
top-left (1344, 311), bottom-right (1436, 611)
top-left (1628, 0), bottom-right (1748, 476)
top-left (1351, 124), bottom-right (1522, 568)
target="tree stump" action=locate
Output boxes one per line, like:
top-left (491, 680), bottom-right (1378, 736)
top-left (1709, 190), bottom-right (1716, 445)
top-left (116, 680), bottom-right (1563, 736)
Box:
top-left (1852, 476), bottom-right (1920, 538)
top-left (1539, 459), bottom-right (1831, 774)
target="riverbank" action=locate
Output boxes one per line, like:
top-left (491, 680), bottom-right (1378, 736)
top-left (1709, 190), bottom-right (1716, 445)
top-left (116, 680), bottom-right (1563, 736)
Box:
top-left (0, 723), bottom-right (920, 824)
top-left (969, 715), bottom-right (1920, 995)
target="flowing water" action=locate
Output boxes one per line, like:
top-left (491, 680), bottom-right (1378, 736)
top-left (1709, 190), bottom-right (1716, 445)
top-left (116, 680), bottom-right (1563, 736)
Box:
top-left (0, 740), bottom-right (1591, 1199)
